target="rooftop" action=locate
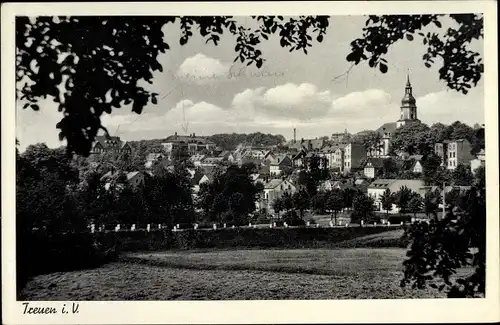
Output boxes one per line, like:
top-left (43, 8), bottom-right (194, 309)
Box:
top-left (376, 122), bottom-right (397, 136)
top-left (364, 157), bottom-right (385, 168)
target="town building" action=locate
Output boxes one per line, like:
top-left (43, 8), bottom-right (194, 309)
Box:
top-left (442, 139), bottom-right (475, 170)
top-left (145, 153), bottom-right (166, 169)
top-left (407, 155), bottom-right (424, 173)
top-left (259, 179), bottom-right (297, 213)
top-left (332, 145), bottom-right (346, 172)
top-left (363, 157), bottom-right (385, 179)
top-left (331, 129), bottom-right (351, 144)
top-left (369, 123), bottom-right (397, 158)
top-left (161, 133), bottom-right (216, 156)
top-left (317, 179), bottom-right (337, 192)
top-left (199, 156), bottom-right (225, 167)
top-left (343, 142), bottom-right (367, 174)
top-left (190, 153), bottom-right (207, 167)
top-left (291, 148), bottom-right (307, 168)
top-left (434, 142), bottom-right (447, 167)
top-left (90, 135), bottom-right (132, 155)
top-left (288, 137), bottom-right (326, 152)
top-left (190, 168), bottom-right (219, 199)
top-left (125, 171), bottom-right (146, 189)
top-left (269, 154), bottom-right (293, 177)
top-left (470, 148), bottom-right (485, 174)
top-left (101, 170), bottom-right (146, 191)
top-left (218, 151), bottom-right (235, 163)
top-left (263, 150), bottom-right (277, 164)
top-left (367, 179), bottom-right (426, 213)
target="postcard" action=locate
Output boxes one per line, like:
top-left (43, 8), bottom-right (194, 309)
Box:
top-left (2, 1), bottom-right (499, 324)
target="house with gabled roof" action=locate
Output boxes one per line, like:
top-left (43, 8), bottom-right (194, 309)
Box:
top-left (470, 148), bottom-right (485, 174)
top-left (191, 153), bottom-right (207, 167)
top-left (367, 178), bottom-right (426, 213)
top-left (407, 154), bottom-right (424, 173)
top-left (126, 171), bottom-right (145, 189)
top-left (145, 152), bottom-right (166, 169)
top-left (269, 154), bottom-right (292, 177)
top-left (259, 178), bottom-right (297, 213)
top-left (238, 156), bottom-right (264, 168)
top-left (101, 170), bottom-right (145, 191)
top-left (218, 150), bottom-right (235, 162)
top-left (200, 156), bottom-right (224, 167)
top-left (90, 135), bottom-right (132, 155)
top-left (291, 148), bottom-right (308, 168)
top-left (363, 157), bottom-right (385, 179)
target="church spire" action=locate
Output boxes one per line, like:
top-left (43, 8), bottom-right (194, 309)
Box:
top-left (397, 69), bottom-right (420, 129)
top-left (405, 70), bottom-right (413, 95)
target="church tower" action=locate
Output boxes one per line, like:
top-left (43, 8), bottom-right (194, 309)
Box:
top-left (396, 72), bottom-right (421, 128)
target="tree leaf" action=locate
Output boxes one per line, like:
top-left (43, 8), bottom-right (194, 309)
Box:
top-left (406, 34), bottom-right (414, 41)
top-left (379, 63), bottom-right (388, 73)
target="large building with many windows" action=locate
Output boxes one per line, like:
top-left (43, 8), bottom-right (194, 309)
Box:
top-left (90, 135), bottom-right (132, 155)
top-left (161, 132), bottom-right (217, 156)
top-left (442, 139), bottom-right (475, 170)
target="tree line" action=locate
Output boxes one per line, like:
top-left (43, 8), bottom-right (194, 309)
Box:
top-left (207, 132), bottom-right (286, 150)
top-left (389, 121), bottom-right (483, 157)
top-left (17, 143), bottom-right (196, 233)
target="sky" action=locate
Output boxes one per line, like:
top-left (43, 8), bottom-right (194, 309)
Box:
top-left (16, 15), bottom-right (485, 151)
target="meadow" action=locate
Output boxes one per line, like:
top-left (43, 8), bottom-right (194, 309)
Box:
top-left (21, 230), bottom-right (470, 300)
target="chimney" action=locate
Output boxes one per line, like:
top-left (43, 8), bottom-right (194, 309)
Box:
top-left (193, 133), bottom-right (196, 137)
top-left (293, 128), bottom-right (296, 143)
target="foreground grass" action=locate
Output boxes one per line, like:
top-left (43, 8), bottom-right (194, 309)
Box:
top-left (20, 231), bottom-right (471, 300)
top-left (123, 247), bottom-right (408, 277)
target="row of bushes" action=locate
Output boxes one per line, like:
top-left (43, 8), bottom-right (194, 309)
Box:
top-left (97, 225), bottom-right (402, 251)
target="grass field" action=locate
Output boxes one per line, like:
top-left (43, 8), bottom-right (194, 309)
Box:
top-left (20, 231), bottom-right (471, 300)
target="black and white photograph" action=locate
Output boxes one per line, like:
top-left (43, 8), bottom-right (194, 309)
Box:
top-left (2, 1), bottom-right (499, 324)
